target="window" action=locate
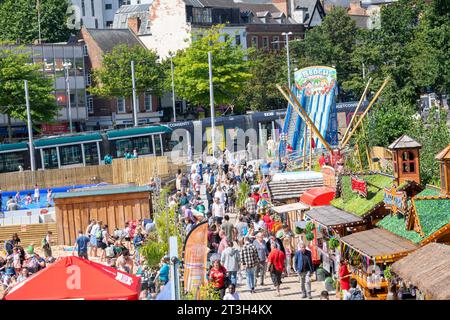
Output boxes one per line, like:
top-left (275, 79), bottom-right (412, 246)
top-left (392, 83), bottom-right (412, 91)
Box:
top-left (114, 139), bottom-right (133, 158)
top-left (251, 36), bottom-right (258, 48)
top-left (86, 72), bottom-right (91, 86)
top-left (84, 143), bottom-right (99, 165)
top-left (235, 35), bottom-right (241, 46)
top-left (117, 97), bottom-right (125, 113)
top-left (0, 152), bottom-right (26, 173)
top-left (145, 93), bottom-right (152, 112)
top-left (262, 36), bottom-right (269, 49)
top-left (91, 0), bottom-right (95, 17)
top-left (133, 136), bottom-right (153, 155)
top-left (87, 96), bottom-right (94, 114)
top-left (106, 21), bottom-right (113, 28)
top-left (273, 36), bottom-right (280, 50)
top-left (81, 0), bottom-right (86, 16)
top-left (60, 145), bottom-right (82, 166)
top-left (192, 7), bottom-right (212, 24)
top-left (105, 3), bottom-right (113, 10)
top-left (401, 151), bottom-right (416, 173)
top-left (154, 135), bottom-right (162, 156)
top-left (95, 19), bottom-right (99, 29)
top-left (83, 45), bottom-right (88, 57)
top-left (43, 148), bottom-right (59, 169)
top-left (74, 57), bottom-right (84, 76)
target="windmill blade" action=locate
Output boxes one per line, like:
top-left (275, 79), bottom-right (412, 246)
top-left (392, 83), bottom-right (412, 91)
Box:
top-left (341, 77), bottom-right (390, 149)
top-left (341, 77), bottom-right (373, 145)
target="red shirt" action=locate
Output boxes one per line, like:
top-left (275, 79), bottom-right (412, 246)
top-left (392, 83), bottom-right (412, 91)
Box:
top-left (209, 266), bottom-right (227, 289)
top-left (339, 264), bottom-right (351, 291)
top-left (251, 193), bottom-right (260, 204)
top-left (268, 248), bottom-right (286, 272)
top-left (319, 156), bottom-right (326, 167)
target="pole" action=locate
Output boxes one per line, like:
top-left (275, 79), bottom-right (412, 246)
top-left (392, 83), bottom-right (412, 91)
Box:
top-left (170, 56), bottom-right (177, 122)
top-left (285, 32), bottom-right (292, 89)
top-left (65, 67), bottom-right (73, 133)
top-left (208, 52), bottom-right (216, 160)
top-left (302, 125), bottom-right (307, 169)
top-left (37, 0), bottom-right (42, 44)
top-left (131, 60), bottom-right (138, 127)
top-left (24, 80), bottom-right (36, 172)
top-left (309, 129), bottom-right (313, 170)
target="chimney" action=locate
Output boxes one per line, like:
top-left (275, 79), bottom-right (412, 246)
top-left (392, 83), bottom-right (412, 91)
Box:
top-left (128, 16), bottom-right (141, 35)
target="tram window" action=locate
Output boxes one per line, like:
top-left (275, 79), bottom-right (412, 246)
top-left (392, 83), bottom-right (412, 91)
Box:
top-left (163, 133), bottom-right (173, 152)
top-left (154, 135), bottom-right (162, 156)
top-left (114, 139), bottom-right (133, 158)
top-left (43, 148), bottom-right (59, 169)
top-left (84, 143), bottom-right (99, 165)
top-left (0, 152), bottom-right (25, 173)
top-left (60, 145), bottom-right (82, 166)
top-left (132, 136), bottom-right (153, 155)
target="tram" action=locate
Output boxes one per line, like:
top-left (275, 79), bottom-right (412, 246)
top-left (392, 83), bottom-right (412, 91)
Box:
top-left (0, 109), bottom-right (286, 173)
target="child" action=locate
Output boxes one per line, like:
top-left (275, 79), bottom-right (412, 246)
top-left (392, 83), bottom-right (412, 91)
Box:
top-left (321, 290), bottom-right (329, 300)
top-left (46, 189), bottom-right (53, 205)
top-left (25, 193), bottom-right (32, 206)
top-left (12, 247), bottom-right (22, 274)
top-left (33, 185), bottom-right (40, 203)
top-left (14, 191), bottom-right (21, 203)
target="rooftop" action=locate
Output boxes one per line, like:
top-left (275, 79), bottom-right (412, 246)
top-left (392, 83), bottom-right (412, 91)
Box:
top-left (85, 28), bottom-right (142, 53)
top-left (435, 144), bottom-right (450, 160)
top-left (388, 134), bottom-right (422, 149)
top-left (305, 205), bottom-right (365, 228)
top-left (330, 174), bottom-right (394, 216)
top-left (53, 185), bottom-right (152, 199)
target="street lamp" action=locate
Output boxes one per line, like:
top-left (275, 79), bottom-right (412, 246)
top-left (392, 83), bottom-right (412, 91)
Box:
top-left (281, 32), bottom-right (293, 90)
top-left (63, 61), bottom-right (73, 133)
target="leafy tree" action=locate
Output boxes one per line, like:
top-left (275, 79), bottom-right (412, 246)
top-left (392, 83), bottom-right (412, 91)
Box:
top-left (91, 44), bottom-right (164, 99)
top-left (0, 0), bottom-right (72, 44)
top-left (0, 45), bottom-right (57, 140)
top-left (234, 50), bottom-right (286, 112)
top-left (290, 7), bottom-right (359, 100)
top-left (171, 25), bottom-right (253, 109)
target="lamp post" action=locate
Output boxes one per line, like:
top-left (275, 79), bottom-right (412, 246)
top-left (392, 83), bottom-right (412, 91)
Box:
top-left (63, 62), bottom-right (73, 133)
top-left (131, 60), bottom-right (138, 127)
top-left (281, 32), bottom-right (293, 89)
top-left (24, 80), bottom-right (36, 171)
top-left (170, 55), bottom-right (177, 122)
top-left (208, 51), bottom-right (216, 160)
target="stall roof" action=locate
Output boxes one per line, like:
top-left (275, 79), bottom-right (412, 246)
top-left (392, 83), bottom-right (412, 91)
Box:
top-left (340, 228), bottom-right (419, 261)
top-left (271, 202), bottom-right (309, 214)
top-left (34, 133), bottom-right (102, 148)
top-left (305, 205), bottom-right (364, 228)
top-left (391, 243), bottom-right (450, 300)
top-left (0, 142), bottom-right (28, 153)
top-left (53, 185), bottom-right (152, 199)
top-left (106, 125), bottom-right (172, 140)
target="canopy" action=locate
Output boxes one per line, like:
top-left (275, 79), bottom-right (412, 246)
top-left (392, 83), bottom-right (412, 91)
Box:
top-left (305, 205), bottom-right (365, 229)
top-left (300, 187), bottom-right (336, 206)
top-left (3, 256), bottom-right (141, 300)
top-left (271, 202), bottom-right (309, 214)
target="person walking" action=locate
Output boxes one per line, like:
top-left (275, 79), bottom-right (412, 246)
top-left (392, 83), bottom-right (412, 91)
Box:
top-left (221, 215), bottom-right (235, 242)
top-left (211, 197), bottom-right (225, 224)
top-left (220, 240), bottom-right (240, 286)
top-left (267, 242), bottom-right (285, 297)
top-left (253, 232), bottom-right (268, 286)
top-left (209, 259), bottom-right (228, 300)
top-left (41, 231), bottom-right (53, 258)
top-left (294, 242), bottom-right (314, 299)
top-left (244, 193), bottom-right (257, 220)
top-left (239, 237), bottom-right (259, 293)
top-left (73, 230), bottom-right (90, 260)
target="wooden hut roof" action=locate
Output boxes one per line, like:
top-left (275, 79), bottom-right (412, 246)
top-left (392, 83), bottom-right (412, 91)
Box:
top-left (388, 134), bottom-right (422, 149)
top-left (391, 243), bottom-right (450, 300)
top-left (305, 205), bottom-right (364, 228)
top-left (271, 202), bottom-right (310, 214)
top-left (340, 228), bottom-right (419, 261)
top-left (435, 144), bottom-right (450, 160)
top-left (53, 185), bottom-right (153, 199)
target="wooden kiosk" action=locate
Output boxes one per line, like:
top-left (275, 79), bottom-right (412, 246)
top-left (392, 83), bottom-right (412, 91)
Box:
top-left (54, 185), bottom-right (153, 245)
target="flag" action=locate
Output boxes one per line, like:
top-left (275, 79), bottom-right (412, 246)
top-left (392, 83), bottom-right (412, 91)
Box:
top-left (311, 137), bottom-right (316, 149)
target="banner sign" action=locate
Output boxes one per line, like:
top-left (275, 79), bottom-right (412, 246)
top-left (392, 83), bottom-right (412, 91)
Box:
top-left (384, 187), bottom-right (407, 214)
top-left (183, 222), bottom-right (209, 294)
top-left (294, 66), bottom-right (337, 96)
top-left (41, 123), bottom-right (69, 134)
top-left (351, 176), bottom-right (368, 197)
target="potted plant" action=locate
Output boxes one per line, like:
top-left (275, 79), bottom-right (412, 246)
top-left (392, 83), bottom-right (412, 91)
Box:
top-left (316, 265), bottom-right (326, 281)
top-left (328, 237), bottom-right (339, 250)
top-left (295, 226), bottom-right (305, 234)
top-left (325, 276), bottom-right (334, 291)
top-left (305, 231), bottom-right (314, 241)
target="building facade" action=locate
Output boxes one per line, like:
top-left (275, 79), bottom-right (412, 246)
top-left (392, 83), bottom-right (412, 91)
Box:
top-left (0, 44), bottom-right (88, 138)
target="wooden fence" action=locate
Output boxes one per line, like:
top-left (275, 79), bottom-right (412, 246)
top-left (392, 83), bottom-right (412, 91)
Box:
top-left (0, 165), bottom-right (113, 191)
top-left (0, 156), bottom-right (182, 191)
top-left (0, 223), bottom-right (57, 249)
top-left (112, 156), bottom-right (171, 186)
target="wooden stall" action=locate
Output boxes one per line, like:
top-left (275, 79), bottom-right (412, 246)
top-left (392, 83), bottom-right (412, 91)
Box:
top-left (340, 228), bottom-right (419, 300)
top-left (54, 185), bottom-right (153, 245)
top-left (271, 202), bottom-right (310, 231)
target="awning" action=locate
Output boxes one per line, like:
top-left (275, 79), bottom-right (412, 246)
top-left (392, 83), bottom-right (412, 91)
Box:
top-left (340, 228), bottom-right (419, 262)
top-left (106, 125), bottom-right (172, 140)
top-left (300, 186), bottom-right (336, 206)
top-left (271, 202), bottom-right (309, 214)
top-left (34, 133), bottom-right (102, 148)
top-left (305, 205), bottom-right (365, 229)
top-left (0, 142), bottom-right (28, 153)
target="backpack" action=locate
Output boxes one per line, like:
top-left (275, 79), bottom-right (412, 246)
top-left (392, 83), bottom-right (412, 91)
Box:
top-left (5, 240), bottom-right (13, 255)
top-left (349, 289), bottom-right (364, 300)
top-left (96, 229), bottom-right (103, 240)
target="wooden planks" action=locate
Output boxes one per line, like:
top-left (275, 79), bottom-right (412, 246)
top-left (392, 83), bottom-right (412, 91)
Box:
top-left (112, 156), bottom-right (170, 186)
top-left (0, 223), bottom-right (58, 248)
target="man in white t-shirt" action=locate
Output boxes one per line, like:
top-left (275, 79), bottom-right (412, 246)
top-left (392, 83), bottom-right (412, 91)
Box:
top-left (211, 197), bottom-right (224, 224)
top-left (214, 187), bottom-right (225, 205)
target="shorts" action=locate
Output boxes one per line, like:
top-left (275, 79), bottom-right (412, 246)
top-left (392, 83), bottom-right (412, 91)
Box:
top-left (125, 237), bottom-right (131, 242)
top-left (97, 241), bottom-right (107, 249)
top-left (78, 251), bottom-right (89, 259)
top-left (270, 270), bottom-right (282, 286)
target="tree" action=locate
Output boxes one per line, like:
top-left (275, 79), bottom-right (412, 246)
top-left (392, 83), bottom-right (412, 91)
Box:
top-left (234, 50), bottom-right (286, 112)
top-left (171, 25), bottom-right (253, 109)
top-left (290, 7), bottom-right (359, 101)
top-left (0, 45), bottom-right (57, 140)
top-left (0, 0), bottom-right (72, 44)
top-left (91, 45), bottom-right (164, 99)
